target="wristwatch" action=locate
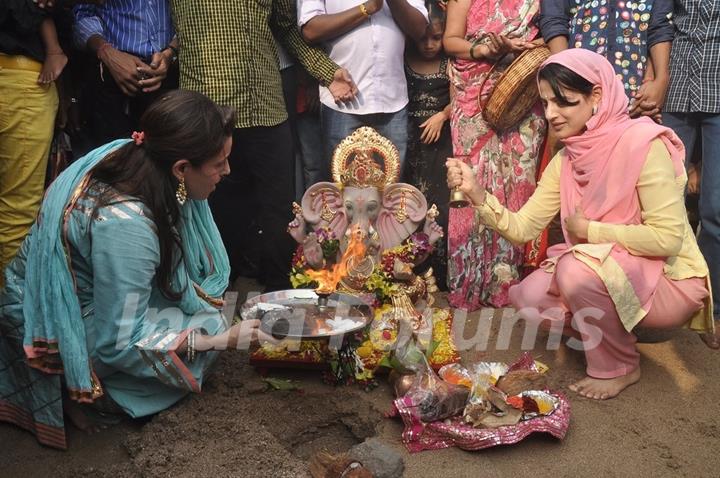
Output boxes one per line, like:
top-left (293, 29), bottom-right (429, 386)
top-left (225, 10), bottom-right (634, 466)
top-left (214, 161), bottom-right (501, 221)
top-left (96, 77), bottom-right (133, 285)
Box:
top-left (166, 45), bottom-right (179, 64)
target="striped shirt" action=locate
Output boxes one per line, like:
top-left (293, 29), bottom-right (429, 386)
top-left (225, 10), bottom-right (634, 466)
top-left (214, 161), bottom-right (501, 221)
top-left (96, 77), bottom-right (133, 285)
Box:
top-left (170, 0), bottom-right (338, 128)
top-left (73, 0), bottom-right (175, 60)
top-left (665, 1), bottom-right (720, 113)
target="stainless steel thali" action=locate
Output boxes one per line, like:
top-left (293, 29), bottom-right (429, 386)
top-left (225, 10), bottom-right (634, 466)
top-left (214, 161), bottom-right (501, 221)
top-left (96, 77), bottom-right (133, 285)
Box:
top-left (240, 289), bottom-right (373, 339)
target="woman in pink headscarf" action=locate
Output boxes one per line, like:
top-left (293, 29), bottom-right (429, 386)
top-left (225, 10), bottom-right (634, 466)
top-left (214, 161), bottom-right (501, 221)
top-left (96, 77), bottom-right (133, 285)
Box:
top-left (447, 48), bottom-right (715, 400)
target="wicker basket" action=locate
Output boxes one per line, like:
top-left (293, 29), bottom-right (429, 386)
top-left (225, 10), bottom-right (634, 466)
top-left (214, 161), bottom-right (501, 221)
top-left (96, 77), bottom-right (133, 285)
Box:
top-left (480, 43), bottom-right (551, 131)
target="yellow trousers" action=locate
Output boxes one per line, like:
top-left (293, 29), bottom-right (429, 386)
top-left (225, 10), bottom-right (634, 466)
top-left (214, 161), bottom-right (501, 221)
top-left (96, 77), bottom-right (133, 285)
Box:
top-left (0, 56), bottom-right (58, 287)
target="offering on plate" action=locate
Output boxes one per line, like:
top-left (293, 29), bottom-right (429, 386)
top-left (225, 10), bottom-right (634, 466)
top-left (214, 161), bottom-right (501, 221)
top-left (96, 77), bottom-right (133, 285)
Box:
top-left (496, 369), bottom-right (548, 396)
top-left (438, 363), bottom-right (473, 388)
top-left (464, 385), bottom-right (522, 428)
top-left (391, 353), bottom-right (571, 453)
top-left (506, 390), bottom-right (559, 419)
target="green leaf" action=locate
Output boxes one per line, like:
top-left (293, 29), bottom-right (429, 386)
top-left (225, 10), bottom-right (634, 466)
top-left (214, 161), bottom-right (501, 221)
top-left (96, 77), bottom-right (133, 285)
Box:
top-left (425, 339), bottom-right (440, 359)
top-left (262, 377), bottom-right (301, 391)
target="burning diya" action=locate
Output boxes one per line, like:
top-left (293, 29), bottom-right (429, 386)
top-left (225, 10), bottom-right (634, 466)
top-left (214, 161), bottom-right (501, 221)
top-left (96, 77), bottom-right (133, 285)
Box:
top-left (242, 227), bottom-right (372, 339)
top-left (246, 226), bottom-right (374, 370)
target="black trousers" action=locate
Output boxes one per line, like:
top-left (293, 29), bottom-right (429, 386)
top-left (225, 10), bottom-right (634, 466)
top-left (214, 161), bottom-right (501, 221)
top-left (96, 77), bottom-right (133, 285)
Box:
top-left (210, 121), bottom-right (296, 290)
top-left (86, 59), bottom-right (179, 149)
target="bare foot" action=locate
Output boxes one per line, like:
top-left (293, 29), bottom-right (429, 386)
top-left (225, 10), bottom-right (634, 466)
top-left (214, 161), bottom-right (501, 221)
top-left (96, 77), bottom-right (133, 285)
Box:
top-left (38, 52), bottom-right (67, 84)
top-left (700, 332), bottom-right (720, 350)
top-left (63, 399), bottom-right (107, 434)
top-left (569, 367), bottom-right (641, 400)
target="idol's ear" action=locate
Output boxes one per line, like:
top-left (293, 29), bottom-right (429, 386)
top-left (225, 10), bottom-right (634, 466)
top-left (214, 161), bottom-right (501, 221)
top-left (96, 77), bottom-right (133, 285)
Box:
top-left (301, 182), bottom-right (348, 238)
top-left (376, 183), bottom-right (428, 250)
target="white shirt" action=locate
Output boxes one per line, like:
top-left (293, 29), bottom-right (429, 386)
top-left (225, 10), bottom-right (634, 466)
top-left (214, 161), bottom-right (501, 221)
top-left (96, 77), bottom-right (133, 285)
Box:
top-left (275, 42), bottom-right (294, 71)
top-left (297, 0), bottom-right (428, 115)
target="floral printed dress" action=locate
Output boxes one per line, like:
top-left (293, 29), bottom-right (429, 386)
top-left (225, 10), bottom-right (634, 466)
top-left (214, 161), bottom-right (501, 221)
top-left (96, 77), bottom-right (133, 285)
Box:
top-left (448, 0), bottom-right (546, 309)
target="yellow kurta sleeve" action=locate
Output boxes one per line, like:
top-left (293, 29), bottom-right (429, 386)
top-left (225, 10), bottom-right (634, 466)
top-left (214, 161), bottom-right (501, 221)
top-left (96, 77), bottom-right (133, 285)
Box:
top-left (587, 139), bottom-right (686, 257)
top-left (476, 152), bottom-right (562, 245)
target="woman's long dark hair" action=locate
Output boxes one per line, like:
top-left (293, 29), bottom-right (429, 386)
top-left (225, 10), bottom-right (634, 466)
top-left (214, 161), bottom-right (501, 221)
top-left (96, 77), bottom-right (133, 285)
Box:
top-left (538, 62), bottom-right (594, 107)
top-left (90, 90), bottom-right (235, 300)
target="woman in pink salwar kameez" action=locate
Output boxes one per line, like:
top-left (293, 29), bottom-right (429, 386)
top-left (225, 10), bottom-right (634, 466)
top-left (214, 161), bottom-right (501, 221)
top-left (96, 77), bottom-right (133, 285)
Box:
top-left (447, 49), bottom-right (715, 400)
top-left (444, 0), bottom-right (546, 309)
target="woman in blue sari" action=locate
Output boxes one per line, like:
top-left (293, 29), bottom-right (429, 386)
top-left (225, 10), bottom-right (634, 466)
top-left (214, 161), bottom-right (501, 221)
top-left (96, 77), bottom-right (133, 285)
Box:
top-left (0, 90), bottom-right (273, 449)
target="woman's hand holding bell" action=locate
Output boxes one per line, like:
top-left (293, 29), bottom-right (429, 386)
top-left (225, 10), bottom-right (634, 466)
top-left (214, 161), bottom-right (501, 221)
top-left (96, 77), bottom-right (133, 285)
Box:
top-left (446, 158), bottom-right (486, 206)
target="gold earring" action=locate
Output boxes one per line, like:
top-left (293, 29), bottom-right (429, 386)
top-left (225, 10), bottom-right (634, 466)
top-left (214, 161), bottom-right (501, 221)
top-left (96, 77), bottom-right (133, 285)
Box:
top-left (176, 178), bottom-right (187, 205)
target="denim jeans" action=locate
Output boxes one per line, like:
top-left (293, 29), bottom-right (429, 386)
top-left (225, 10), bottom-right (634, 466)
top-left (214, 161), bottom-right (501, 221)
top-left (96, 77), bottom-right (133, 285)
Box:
top-left (320, 105), bottom-right (408, 181)
top-left (664, 112), bottom-right (720, 319)
top-left (297, 111), bottom-right (325, 193)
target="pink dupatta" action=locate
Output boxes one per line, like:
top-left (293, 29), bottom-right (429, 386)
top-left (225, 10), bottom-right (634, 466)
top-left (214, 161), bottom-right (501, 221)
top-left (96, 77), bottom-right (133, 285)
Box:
top-left (542, 49), bottom-right (687, 328)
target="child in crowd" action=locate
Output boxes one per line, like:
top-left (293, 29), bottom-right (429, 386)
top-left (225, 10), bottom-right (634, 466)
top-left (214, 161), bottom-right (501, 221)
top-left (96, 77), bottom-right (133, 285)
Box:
top-left (403, 0), bottom-right (452, 289)
top-left (38, 17), bottom-right (67, 84)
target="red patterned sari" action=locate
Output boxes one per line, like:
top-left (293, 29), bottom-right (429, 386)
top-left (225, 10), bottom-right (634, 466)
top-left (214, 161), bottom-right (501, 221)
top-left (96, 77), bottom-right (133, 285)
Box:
top-left (447, 0), bottom-right (546, 309)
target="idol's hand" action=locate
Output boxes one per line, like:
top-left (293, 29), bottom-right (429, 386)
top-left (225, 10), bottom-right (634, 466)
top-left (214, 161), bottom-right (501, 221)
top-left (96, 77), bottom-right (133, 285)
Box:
top-left (287, 203), bottom-right (308, 243)
top-left (423, 214), bottom-right (444, 244)
top-left (446, 158), bottom-right (485, 205)
top-left (302, 233), bottom-right (324, 269)
top-left (564, 206), bottom-right (590, 242)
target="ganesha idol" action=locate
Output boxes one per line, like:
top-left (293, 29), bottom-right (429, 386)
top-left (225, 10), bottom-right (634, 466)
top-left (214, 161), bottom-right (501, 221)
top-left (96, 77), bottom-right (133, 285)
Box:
top-left (251, 127), bottom-right (459, 379)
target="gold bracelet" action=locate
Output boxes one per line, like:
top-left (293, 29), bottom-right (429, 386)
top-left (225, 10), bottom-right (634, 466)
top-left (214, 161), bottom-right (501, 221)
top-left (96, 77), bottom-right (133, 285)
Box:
top-left (359, 2), bottom-right (370, 17)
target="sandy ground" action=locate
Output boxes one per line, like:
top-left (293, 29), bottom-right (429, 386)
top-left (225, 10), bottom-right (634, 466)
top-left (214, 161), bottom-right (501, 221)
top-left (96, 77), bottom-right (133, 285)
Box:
top-left (2, 279), bottom-right (719, 477)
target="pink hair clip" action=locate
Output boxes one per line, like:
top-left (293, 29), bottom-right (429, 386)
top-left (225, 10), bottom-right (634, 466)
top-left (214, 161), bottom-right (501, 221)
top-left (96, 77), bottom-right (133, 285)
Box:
top-left (131, 131), bottom-right (145, 145)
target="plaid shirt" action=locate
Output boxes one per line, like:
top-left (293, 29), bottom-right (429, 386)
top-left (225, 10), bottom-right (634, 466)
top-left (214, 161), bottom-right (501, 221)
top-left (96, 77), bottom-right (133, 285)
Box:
top-left (170, 0), bottom-right (339, 128)
top-left (665, 1), bottom-right (720, 113)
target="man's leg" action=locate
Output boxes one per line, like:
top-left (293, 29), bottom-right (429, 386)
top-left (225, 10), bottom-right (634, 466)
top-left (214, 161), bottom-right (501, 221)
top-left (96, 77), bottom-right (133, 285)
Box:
top-left (236, 122), bottom-right (297, 291)
top-left (279, 66), bottom-right (304, 200)
top-left (663, 112), bottom-right (699, 167)
top-left (698, 113), bottom-right (720, 321)
top-left (0, 67), bottom-right (58, 287)
top-left (87, 61), bottom-right (133, 148)
top-left (209, 128), bottom-right (255, 281)
top-left (371, 107), bottom-right (408, 168)
top-left (321, 105), bottom-right (363, 179)
top-left (297, 112), bottom-right (324, 188)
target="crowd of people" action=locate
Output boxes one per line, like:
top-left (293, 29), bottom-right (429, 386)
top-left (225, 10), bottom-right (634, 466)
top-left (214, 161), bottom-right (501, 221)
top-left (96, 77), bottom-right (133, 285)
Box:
top-left (0, 0), bottom-right (718, 449)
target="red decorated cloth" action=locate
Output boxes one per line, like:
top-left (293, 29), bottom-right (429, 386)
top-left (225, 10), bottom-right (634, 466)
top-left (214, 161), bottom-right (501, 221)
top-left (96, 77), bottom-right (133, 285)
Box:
top-left (390, 353), bottom-right (571, 453)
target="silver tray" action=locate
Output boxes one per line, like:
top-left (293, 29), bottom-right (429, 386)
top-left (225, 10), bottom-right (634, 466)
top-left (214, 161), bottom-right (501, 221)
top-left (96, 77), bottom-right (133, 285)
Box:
top-left (240, 289), bottom-right (373, 339)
